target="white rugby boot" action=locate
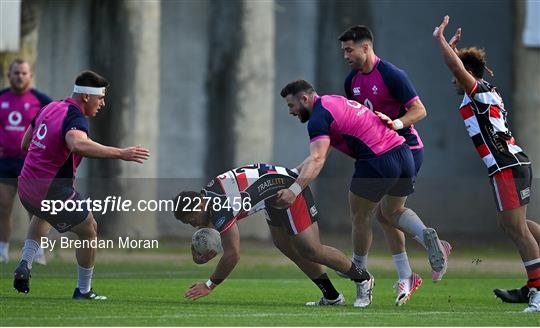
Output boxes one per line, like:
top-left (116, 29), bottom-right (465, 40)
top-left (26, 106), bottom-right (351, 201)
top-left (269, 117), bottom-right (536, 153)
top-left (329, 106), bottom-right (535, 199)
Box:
top-left (394, 272), bottom-right (423, 306)
top-left (353, 273), bottom-right (374, 308)
top-left (305, 293), bottom-right (345, 306)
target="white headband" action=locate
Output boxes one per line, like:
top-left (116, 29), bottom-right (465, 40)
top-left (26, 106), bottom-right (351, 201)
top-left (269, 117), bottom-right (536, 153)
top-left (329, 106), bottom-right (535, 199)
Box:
top-left (73, 85), bottom-right (106, 96)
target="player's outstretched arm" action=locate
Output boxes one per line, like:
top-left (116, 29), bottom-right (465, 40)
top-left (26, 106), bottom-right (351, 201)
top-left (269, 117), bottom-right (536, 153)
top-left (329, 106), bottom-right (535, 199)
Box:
top-left (433, 15), bottom-right (476, 94)
top-left (185, 224), bottom-right (240, 300)
top-left (65, 130), bottom-right (150, 163)
top-left (275, 138), bottom-right (330, 208)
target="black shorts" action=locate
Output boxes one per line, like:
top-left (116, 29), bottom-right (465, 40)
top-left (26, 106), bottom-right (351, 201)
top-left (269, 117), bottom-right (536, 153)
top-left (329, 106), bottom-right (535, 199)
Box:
top-left (350, 144), bottom-right (415, 202)
top-left (489, 165), bottom-right (532, 212)
top-left (20, 188), bottom-right (89, 233)
top-left (0, 158), bottom-right (24, 187)
top-left (265, 187), bottom-right (319, 236)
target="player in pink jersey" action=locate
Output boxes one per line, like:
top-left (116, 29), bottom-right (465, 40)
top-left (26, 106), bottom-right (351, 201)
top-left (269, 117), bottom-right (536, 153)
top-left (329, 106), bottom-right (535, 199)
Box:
top-left (339, 26), bottom-right (451, 304)
top-left (434, 15), bottom-right (540, 313)
top-left (0, 59), bottom-right (52, 264)
top-left (175, 163), bottom-right (371, 305)
top-left (12, 70), bottom-right (149, 300)
top-left (277, 80), bottom-right (447, 307)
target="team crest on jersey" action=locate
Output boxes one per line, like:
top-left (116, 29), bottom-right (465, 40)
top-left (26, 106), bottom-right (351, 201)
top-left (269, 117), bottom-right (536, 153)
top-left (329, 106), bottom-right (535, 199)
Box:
top-left (24, 102), bottom-right (31, 110)
top-left (1, 101), bottom-right (9, 109)
top-left (215, 216), bottom-right (226, 229)
top-left (309, 205), bottom-right (318, 216)
top-left (372, 85), bottom-right (378, 95)
top-left (353, 87), bottom-right (361, 96)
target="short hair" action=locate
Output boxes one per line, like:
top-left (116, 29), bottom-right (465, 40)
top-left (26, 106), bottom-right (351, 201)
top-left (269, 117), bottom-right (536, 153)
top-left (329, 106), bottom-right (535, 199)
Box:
top-left (338, 25), bottom-right (374, 44)
top-left (8, 58), bottom-right (29, 73)
top-left (280, 80), bottom-right (315, 98)
top-left (173, 191), bottom-right (202, 223)
top-left (75, 70), bottom-right (109, 88)
top-left (457, 47), bottom-right (489, 79)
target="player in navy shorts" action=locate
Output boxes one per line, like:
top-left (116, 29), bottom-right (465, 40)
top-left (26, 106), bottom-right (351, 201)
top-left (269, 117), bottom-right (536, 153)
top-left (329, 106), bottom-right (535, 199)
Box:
top-left (0, 59), bottom-right (52, 264)
top-left (12, 70), bottom-right (149, 300)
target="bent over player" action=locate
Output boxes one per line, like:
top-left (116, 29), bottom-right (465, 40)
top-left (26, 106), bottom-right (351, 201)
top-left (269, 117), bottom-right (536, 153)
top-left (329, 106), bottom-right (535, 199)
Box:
top-left (174, 163), bottom-right (371, 306)
top-left (433, 15), bottom-right (540, 313)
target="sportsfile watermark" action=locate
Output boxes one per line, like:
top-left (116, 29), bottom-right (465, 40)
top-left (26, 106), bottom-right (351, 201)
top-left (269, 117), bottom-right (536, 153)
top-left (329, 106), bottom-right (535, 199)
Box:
top-left (40, 195), bottom-right (252, 215)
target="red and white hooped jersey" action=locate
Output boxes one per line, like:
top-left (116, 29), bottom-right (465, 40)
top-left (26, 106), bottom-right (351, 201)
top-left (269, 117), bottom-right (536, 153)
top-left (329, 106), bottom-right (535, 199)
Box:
top-left (202, 163), bottom-right (297, 233)
top-left (458, 79), bottom-right (530, 176)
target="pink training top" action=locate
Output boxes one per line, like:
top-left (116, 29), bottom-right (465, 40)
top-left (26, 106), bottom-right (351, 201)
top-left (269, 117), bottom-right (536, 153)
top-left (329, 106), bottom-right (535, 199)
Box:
top-left (18, 98), bottom-right (89, 207)
top-left (0, 88), bottom-right (52, 158)
top-left (344, 57), bottom-right (423, 149)
top-left (308, 95), bottom-right (405, 159)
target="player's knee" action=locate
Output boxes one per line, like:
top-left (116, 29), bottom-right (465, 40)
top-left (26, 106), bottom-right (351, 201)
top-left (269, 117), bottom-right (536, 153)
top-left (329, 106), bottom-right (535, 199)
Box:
top-left (295, 243), bottom-right (321, 263)
top-left (76, 215), bottom-right (98, 240)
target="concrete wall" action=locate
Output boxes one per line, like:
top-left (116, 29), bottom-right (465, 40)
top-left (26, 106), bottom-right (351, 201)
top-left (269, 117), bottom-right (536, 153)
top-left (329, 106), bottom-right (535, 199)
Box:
top-left (6, 0), bottom-right (539, 242)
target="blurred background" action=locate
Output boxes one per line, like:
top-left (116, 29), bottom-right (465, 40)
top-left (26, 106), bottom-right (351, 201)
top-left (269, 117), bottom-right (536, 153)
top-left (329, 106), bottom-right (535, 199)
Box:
top-left (1, 0), bottom-right (539, 245)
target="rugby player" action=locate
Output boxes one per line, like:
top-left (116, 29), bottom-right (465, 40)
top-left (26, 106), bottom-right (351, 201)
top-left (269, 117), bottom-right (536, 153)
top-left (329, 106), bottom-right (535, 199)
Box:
top-left (12, 70), bottom-right (150, 300)
top-left (433, 15), bottom-right (540, 312)
top-left (0, 59), bottom-right (52, 264)
top-left (175, 163), bottom-right (371, 306)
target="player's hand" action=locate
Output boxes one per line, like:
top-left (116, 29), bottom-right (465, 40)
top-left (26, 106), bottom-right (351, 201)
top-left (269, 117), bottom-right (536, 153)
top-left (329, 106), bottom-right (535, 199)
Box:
top-left (274, 188), bottom-right (296, 209)
top-left (448, 27), bottom-right (462, 49)
top-left (191, 246), bottom-right (217, 264)
top-left (184, 282), bottom-right (212, 300)
top-left (374, 111), bottom-right (396, 129)
top-left (120, 146), bottom-right (150, 163)
top-left (433, 15), bottom-right (450, 40)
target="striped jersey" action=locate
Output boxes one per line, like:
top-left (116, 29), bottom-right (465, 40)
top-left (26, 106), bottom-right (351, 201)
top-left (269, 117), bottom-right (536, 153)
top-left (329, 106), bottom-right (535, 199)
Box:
top-left (202, 163), bottom-right (297, 233)
top-left (459, 79), bottom-right (529, 176)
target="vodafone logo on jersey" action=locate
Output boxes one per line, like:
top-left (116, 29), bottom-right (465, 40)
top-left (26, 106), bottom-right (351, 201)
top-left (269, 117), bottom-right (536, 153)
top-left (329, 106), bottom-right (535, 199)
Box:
top-left (8, 111), bottom-right (22, 126)
top-left (36, 123), bottom-right (48, 140)
top-left (5, 111), bottom-right (25, 132)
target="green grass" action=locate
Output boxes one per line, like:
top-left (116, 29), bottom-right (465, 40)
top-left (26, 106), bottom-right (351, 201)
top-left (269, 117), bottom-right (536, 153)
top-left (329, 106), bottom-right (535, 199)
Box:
top-left (1, 246), bottom-right (539, 326)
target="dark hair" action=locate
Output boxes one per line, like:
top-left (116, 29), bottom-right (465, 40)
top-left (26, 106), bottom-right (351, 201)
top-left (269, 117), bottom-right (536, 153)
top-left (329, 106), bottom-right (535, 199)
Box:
top-left (280, 79), bottom-right (315, 98)
top-left (8, 58), bottom-right (29, 72)
top-left (173, 191), bottom-right (202, 223)
top-left (457, 47), bottom-right (492, 79)
top-left (75, 70), bottom-right (109, 88)
top-left (338, 25), bottom-right (374, 44)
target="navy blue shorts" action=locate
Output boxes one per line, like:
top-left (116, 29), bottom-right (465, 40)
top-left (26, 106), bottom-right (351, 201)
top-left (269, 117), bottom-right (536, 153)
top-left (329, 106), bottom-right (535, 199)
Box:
top-left (20, 188), bottom-right (90, 233)
top-left (411, 148), bottom-right (424, 175)
top-left (0, 158), bottom-right (24, 186)
top-left (350, 144), bottom-right (415, 202)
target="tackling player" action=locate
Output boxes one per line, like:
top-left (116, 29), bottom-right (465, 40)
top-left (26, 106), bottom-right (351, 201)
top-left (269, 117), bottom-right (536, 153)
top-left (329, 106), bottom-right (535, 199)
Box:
top-left (433, 15), bottom-right (540, 313)
top-left (175, 163), bottom-right (371, 306)
top-left (276, 80), bottom-right (448, 307)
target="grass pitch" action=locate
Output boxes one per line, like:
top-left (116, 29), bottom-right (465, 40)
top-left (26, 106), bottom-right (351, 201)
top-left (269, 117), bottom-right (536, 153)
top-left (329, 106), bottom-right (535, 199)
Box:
top-left (1, 242), bottom-right (539, 326)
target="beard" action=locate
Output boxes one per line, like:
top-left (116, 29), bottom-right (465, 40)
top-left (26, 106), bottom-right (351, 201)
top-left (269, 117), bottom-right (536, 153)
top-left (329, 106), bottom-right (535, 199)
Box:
top-left (298, 105), bottom-right (310, 123)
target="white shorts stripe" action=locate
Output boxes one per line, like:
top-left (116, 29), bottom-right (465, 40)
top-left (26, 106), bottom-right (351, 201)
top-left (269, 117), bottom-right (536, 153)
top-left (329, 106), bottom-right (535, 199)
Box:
top-left (286, 208), bottom-right (298, 235)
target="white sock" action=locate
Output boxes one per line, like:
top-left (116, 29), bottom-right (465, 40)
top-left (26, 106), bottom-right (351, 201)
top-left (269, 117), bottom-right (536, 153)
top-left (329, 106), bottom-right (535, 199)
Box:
top-left (77, 265), bottom-right (94, 294)
top-left (352, 253), bottom-right (368, 270)
top-left (397, 209), bottom-right (427, 248)
top-left (392, 252), bottom-right (413, 280)
top-left (20, 239), bottom-right (39, 269)
top-left (36, 246), bottom-right (45, 257)
top-left (0, 241), bottom-right (9, 258)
